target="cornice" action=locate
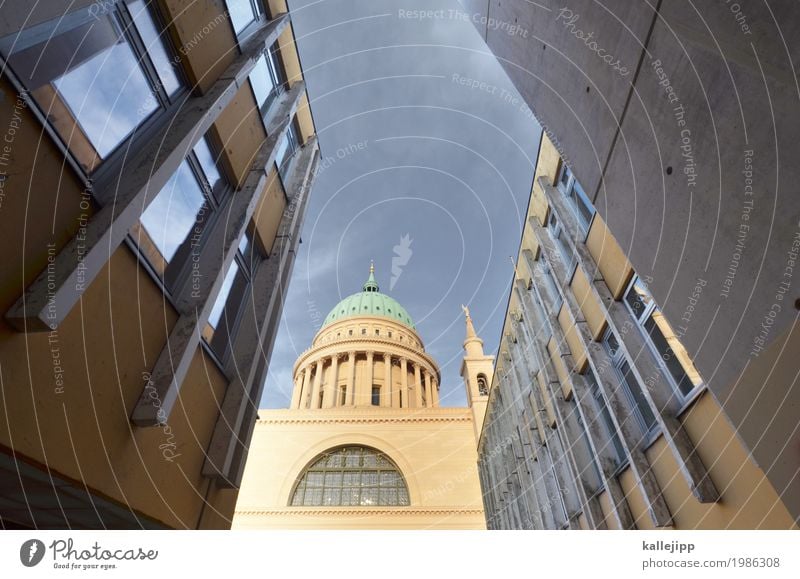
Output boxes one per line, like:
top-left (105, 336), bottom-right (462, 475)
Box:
top-left (255, 407), bottom-right (474, 425)
top-left (235, 508), bottom-right (485, 517)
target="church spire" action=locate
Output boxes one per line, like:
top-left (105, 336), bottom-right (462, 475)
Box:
top-left (363, 260), bottom-right (379, 292)
top-left (461, 305), bottom-right (485, 356)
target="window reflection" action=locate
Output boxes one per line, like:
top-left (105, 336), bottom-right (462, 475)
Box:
top-left (0, 1), bottom-right (181, 173)
top-left (140, 160), bottom-right (208, 263)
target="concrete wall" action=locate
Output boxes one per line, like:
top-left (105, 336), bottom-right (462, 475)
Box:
top-left (476, 0), bottom-right (800, 522)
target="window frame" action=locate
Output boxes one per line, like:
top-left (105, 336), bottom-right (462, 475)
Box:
top-left (601, 327), bottom-right (659, 440)
top-left (289, 446), bottom-right (410, 507)
top-left (132, 134), bottom-right (232, 293)
top-left (622, 275), bottom-right (704, 404)
top-left (556, 162), bottom-right (595, 237)
top-left (582, 367), bottom-right (627, 469)
top-left (0, 0), bottom-right (187, 186)
top-left (202, 229), bottom-right (263, 363)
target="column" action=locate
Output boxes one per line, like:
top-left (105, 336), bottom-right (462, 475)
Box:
top-left (362, 351), bottom-right (375, 406)
top-left (432, 378), bottom-right (440, 406)
top-left (400, 357), bottom-right (409, 408)
top-left (323, 354), bottom-right (339, 408)
top-left (383, 353), bottom-right (392, 407)
top-left (414, 363), bottom-right (423, 408)
top-left (310, 359), bottom-right (324, 409)
top-left (424, 371), bottom-right (433, 408)
top-left (290, 368), bottom-right (304, 409)
top-left (299, 366), bottom-right (312, 409)
top-left (345, 351), bottom-right (356, 406)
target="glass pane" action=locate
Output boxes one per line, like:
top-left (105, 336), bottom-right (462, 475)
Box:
top-left (360, 487), bottom-right (378, 506)
top-left (620, 360), bottom-right (657, 433)
top-left (380, 472), bottom-right (399, 486)
top-left (645, 313), bottom-right (703, 396)
top-left (5, 11), bottom-right (159, 170)
top-left (305, 472), bottom-right (324, 488)
top-left (140, 160), bottom-right (207, 263)
top-left (193, 137), bottom-right (221, 192)
top-left (604, 332), bottom-right (620, 358)
top-left (249, 54), bottom-right (276, 108)
top-left (322, 488), bottom-right (341, 506)
top-left (571, 179), bottom-right (594, 228)
top-left (227, 0), bottom-right (257, 34)
top-left (345, 454), bottom-right (360, 468)
top-left (324, 471), bottom-right (342, 487)
top-left (128, 0), bottom-right (181, 96)
top-left (207, 261), bottom-right (240, 329)
top-left (379, 488), bottom-right (398, 506)
top-left (559, 165), bottom-right (570, 189)
top-left (305, 488), bottom-right (322, 505)
top-left (54, 30), bottom-right (157, 158)
top-left (624, 277), bottom-right (653, 321)
top-left (291, 486), bottom-right (304, 506)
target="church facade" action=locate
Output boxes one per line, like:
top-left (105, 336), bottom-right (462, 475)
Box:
top-left (233, 267), bottom-right (488, 529)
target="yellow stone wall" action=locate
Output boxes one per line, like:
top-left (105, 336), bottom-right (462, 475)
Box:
top-left (234, 408), bottom-right (486, 529)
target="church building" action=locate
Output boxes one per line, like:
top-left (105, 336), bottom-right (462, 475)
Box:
top-left (233, 266), bottom-right (489, 529)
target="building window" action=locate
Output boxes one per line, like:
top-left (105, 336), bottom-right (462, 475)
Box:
top-left (548, 210), bottom-right (576, 274)
top-left (371, 386), bottom-right (381, 406)
top-left (274, 120), bottom-right (302, 183)
top-left (202, 230), bottom-right (262, 361)
top-left (133, 134), bottom-right (228, 289)
top-left (602, 328), bottom-right (658, 438)
top-left (348, 329), bottom-right (353, 336)
top-left (623, 276), bottom-right (704, 401)
top-left (339, 386), bottom-right (347, 406)
top-left (583, 368), bottom-right (626, 467)
top-left (375, 329), bottom-right (380, 336)
top-left (249, 41), bottom-right (287, 117)
top-left (557, 163), bottom-right (595, 235)
top-left (0, 0), bottom-right (183, 175)
top-left (290, 446), bottom-right (410, 506)
top-left (477, 374), bottom-right (489, 396)
top-left (226, 0), bottom-right (264, 37)
top-left (388, 331), bottom-right (392, 338)
top-left (361, 328), bottom-right (366, 335)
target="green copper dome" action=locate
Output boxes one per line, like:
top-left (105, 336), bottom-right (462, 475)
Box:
top-left (322, 264), bottom-right (416, 330)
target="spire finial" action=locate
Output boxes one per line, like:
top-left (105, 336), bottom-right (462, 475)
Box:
top-left (462, 304), bottom-right (484, 355)
top-left (363, 261), bottom-right (379, 292)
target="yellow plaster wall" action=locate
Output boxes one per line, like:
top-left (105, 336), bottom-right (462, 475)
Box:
top-left (252, 169), bottom-right (287, 256)
top-left (160, 0), bottom-right (237, 94)
top-left (643, 391), bottom-right (796, 529)
top-left (557, 304), bottom-right (587, 372)
top-left (570, 266), bottom-right (607, 339)
top-left (233, 409), bottom-right (486, 529)
top-left (585, 214), bottom-right (633, 299)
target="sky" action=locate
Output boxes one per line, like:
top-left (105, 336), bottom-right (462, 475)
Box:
top-left (261, 0), bottom-right (542, 408)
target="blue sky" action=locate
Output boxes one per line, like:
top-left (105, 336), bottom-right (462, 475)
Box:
top-left (261, 0), bottom-right (542, 408)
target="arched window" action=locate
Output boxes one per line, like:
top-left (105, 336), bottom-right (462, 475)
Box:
top-left (290, 446), bottom-right (410, 506)
top-left (477, 374), bottom-right (489, 396)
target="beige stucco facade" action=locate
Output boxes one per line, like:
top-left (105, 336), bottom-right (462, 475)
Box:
top-left (234, 269), bottom-right (487, 529)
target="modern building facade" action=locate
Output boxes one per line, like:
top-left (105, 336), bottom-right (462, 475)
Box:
top-left (0, 0), bottom-right (318, 528)
top-left (233, 267), bottom-right (486, 529)
top-left (478, 133), bottom-right (798, 530)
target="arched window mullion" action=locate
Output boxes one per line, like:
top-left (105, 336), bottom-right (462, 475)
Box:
top-left (290, 446), bottom-right (410, 507)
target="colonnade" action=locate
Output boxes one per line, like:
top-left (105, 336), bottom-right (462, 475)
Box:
top-left (290, 351), bottom-right (439, 409)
